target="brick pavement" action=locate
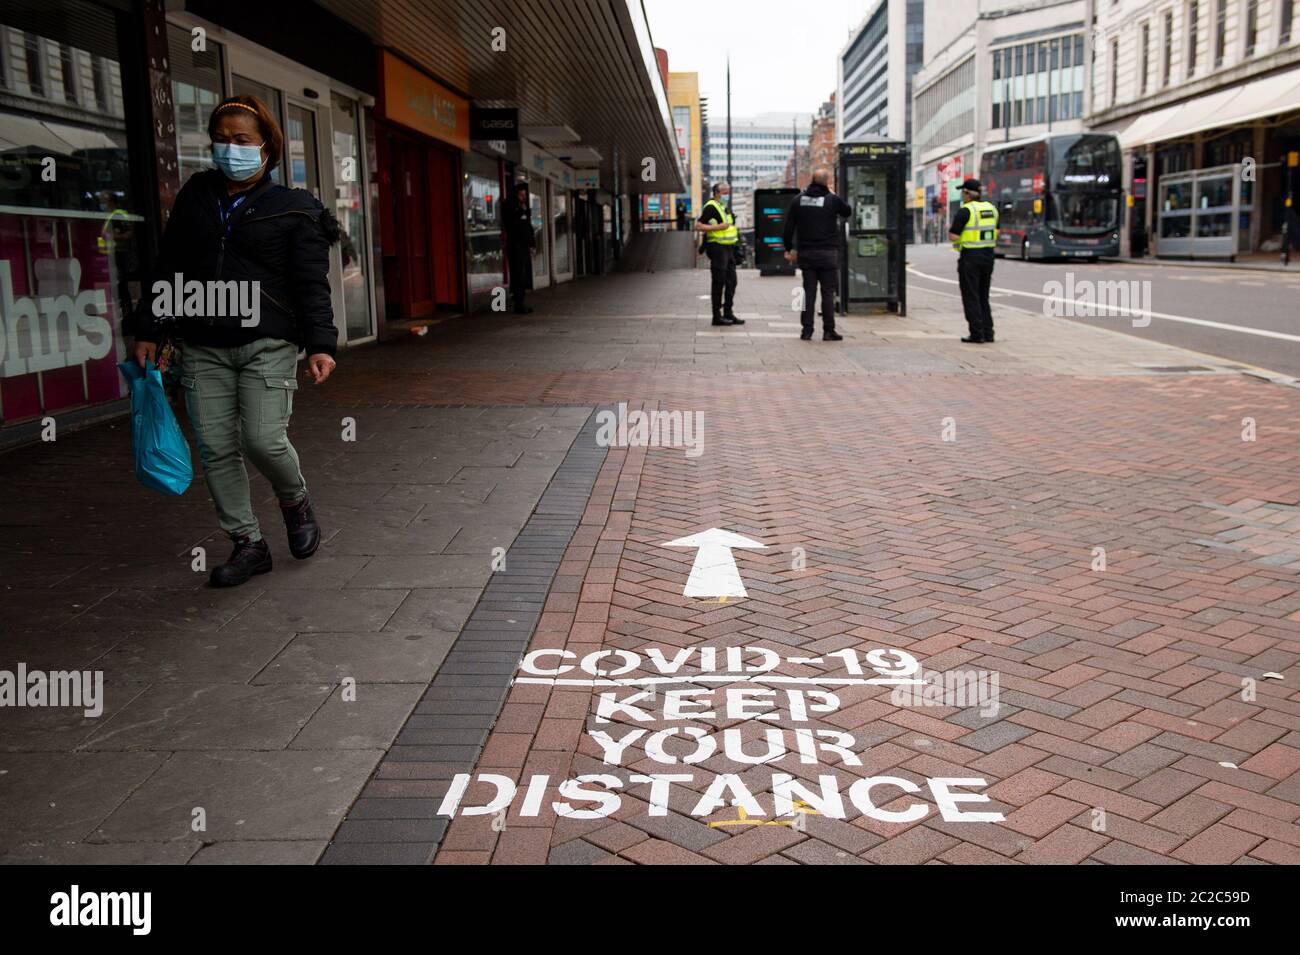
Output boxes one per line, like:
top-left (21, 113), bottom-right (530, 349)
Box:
top-left (389, 263), bottom-right (1297, 865)
top-left (3, 257), bottom-right (1298, 865)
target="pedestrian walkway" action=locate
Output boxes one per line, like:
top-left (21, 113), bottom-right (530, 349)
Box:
top-left (2, 263), bottom-right (1298, 865)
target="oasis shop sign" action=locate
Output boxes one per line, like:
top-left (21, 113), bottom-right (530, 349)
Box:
top-left (379, 51), bottom-right (469, 151)
top-left (469, 106), bottom-right (518, 141)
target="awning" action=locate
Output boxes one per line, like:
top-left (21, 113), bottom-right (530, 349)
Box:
top-left (1118, 67), bottom-right (1300, 148)
top-left (316, 0), bottom-right (685, 194)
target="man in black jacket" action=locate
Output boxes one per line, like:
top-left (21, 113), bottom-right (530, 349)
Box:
top-left (504, 182), bottom-right (536, 314)
top-left (783, 167), bottom-right (852, 340)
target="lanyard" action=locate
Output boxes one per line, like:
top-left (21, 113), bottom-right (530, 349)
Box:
top-left (218, 193), bottom-right (248, 229)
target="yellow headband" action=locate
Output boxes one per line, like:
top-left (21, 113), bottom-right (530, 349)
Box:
top-left (217, 102), bottom-right (258, 116)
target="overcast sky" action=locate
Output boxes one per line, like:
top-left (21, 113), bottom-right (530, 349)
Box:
top-left (643, 0), bottom-right (877, 120)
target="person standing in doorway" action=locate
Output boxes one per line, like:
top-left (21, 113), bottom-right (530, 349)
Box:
top-left (783, 166), bottom-right (852, 341)
top-left (949, 178), bottom-right (998, 343)
top-left (696, 182), bottom-right (744, 326)
top-left (132, 94), bottom-right (338, 587)
top-left (504, 182), bottom-right (536, 314)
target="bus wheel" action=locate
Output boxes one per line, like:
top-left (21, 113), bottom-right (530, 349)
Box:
top-left (1020, 239), bottom-right (1030, 261)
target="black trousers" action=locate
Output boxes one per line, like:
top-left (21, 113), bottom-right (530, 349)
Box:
top-left (798, 248), bottom-right (838, 332)
top-left (506, 244), bottom-right (532, 309)
top-left (957, 251), bottom-right (995, 340)
top-left (705, 243), bottom-right (737, 315)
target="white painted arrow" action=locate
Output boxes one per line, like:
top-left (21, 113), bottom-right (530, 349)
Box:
top-left (663, 528), bottom-right (766, 598)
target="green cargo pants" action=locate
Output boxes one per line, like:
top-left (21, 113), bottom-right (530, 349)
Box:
top-left (180, 339), bottom-right (307, 541)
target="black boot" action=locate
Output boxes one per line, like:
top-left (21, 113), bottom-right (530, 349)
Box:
top-left (961, 334), bottom-right (984, 343)
top-left (823, 330), bottom-right (843, 341)
top-left (280, 495), bottom-right (321, 560)
top-left (210, 536), bottom-right (272, 588)
top-left (800, 327), bottom-right (813, 340)
top-left (712, 313), bottom-right (735, 326)
top-left (722, 311), bottom-right (745, 325)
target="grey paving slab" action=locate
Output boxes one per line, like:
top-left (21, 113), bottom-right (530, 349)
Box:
top-left (255, 630), bottom-right (458, 684)
top-left (228, 588), bottom-right (408, 632)
top-left (94, 630), bottom-right (295, 684)
top-left (344, 555), bottom-right (494, 590)
top-left (290, 684), bottom-right (425, 750)
top-left (92, 750), bottom-right (382, 843)
top-left (0, 751), bottom-right (168, 852)
top-left (189, 840), bottom-right (326, 864)
top-left (82, 683), bottom-right (333, 751)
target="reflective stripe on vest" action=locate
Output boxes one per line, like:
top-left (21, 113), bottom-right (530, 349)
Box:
top-left (958, 200), bottom-right (998, 250)
top-left (703, 198), bottom-right (738, 244)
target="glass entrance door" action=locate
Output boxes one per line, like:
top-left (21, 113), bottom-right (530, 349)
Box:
top-left (285, 101), bottom-right (320, 198)
top-left (330, 93), bottom-right (374, 341)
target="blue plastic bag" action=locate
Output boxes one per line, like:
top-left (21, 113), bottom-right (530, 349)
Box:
top-left (118, 361), bottom-right (193, 496)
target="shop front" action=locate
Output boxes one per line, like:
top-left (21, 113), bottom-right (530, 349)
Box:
top-left (166, 8), bottom-right (380, 344)
top-left (0, 0), bottom-right (150, 441)
top-left (519, 140), bottom-right (577, 288)
top-left (373, 50), bottom-right (467, 325)
top-left (1112, 67), bottom-right (1300, 259)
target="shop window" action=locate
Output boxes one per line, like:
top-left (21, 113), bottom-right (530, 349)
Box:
top-left (0, 0), bottom-right (139, 423)
top-left (168, 23), bottom-right (225, 184)
top-left (463, 152), bottom-right (503, 311)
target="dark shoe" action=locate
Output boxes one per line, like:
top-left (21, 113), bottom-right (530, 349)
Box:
top-left (823, 330), bottom-right (843, 341)
top-left (280, 495), bottom-right (321, 560)
top-left (723, 313), bottom-right (745, 325)
top-left (961, 335), bottom-right (985, 343)
top-left (800, 328), bottom-right (813, 340)
top-left (210, 536), bottom-right (272, 588)
top-left (983, 335), bottom-right (995, 343)
top-left (712, 316), bottom-right (737, 326)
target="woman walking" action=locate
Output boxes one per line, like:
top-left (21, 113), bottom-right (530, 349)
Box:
top-left (134, 94), bottom-right (338, 587)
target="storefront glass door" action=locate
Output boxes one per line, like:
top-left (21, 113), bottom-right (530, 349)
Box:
top-left (285, 101), bottom-right (320, 198)
top-left (330, 93), bottom-right (374, 341)
top-left (553, 190), bottom-right (572, 282)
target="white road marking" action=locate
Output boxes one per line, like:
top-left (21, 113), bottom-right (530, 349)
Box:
top-left (513, 675), bottom-right (925, 687)
top-left (663, 528), bottom-right (766, 598)
top-left (906, 266), bottom-right (1300, 343)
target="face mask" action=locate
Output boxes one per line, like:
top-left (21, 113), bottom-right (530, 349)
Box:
top-left (212, 142), bottom-right (264, 182)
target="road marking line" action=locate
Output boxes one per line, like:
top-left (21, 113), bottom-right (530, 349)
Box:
top-left (906, 266), bottom-right (1300, 344)
top-left (513, 675), bottom-right (925, 687)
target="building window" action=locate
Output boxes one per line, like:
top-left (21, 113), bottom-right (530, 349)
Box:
top-left (1283, 0), bottom-right (1295, 44)
top-left (1163, 10), bottom-right (1173, 86)
top-left (24, 33), bottom-right (44, 97)
top-left (92, 54), bottom-right (108, 111)
top-left (1244, 0), bottom-right (1259, 55)
top-left (1140, 22), bottom-right (1150, 94)
top-left (1111, 38), bottom-right (1120, 106)
top-left (59, 44), bottom-right (77, 104)
top-left (1213, 0), bottom-right (1226, 67)
top-left (1189, 0), bottom-right (1199, 75)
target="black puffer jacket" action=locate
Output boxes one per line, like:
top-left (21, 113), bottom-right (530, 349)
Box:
top-left (134, 170), bottom-right (339, 357)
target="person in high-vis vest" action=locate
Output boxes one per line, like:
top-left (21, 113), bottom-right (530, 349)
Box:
top-left (948, 178), bottom-right (998, 343)
top-left (696, 182), bottom-right (744, 326)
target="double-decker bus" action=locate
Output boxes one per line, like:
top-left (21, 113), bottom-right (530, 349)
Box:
top-left (980, 133), bottom-right (1122, 260)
